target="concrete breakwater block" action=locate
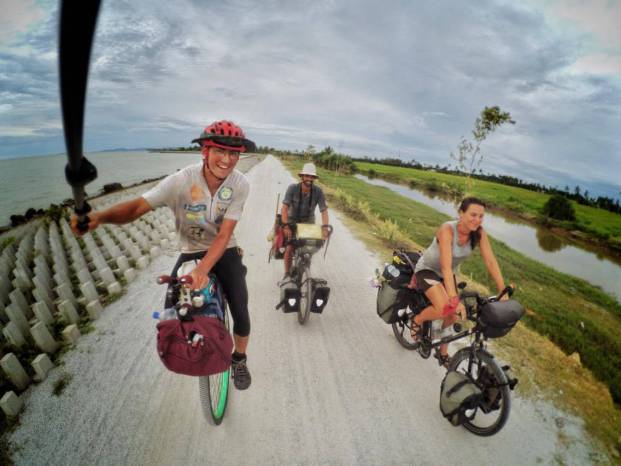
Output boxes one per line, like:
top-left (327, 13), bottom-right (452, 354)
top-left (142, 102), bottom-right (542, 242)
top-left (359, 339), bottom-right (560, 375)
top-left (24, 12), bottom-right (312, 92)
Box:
top-left (31, 321), bottom-right (60, 353)
top-left (1, 353), bottom-right (30, 390)
top-left (86, 300), bottom-right (103, 320)
top-left (106, 281), bottom-right (122, 295)
top-left (136, 256), bottom-right (149, 269)
top-left (55, 283), bottom-right (77, 307)
top-left (32, 354), bottom-right (54, 381)
top-left (58, 300), bottom-right (80, 325)
top-left (116, 256), bottom-right (130, 273)
top-left (32, 301), bottom-right (54, 328)
top-left (3, 322), bottom-right (26, 348)
top-left (123, 268), bottom-right (136, 283)
top-left (149, 246), bottom-right (161, 257)
top-left (79, 281), bottom-right (99, 303)
top-left (6, 304), bottom-right (30, 335)
top-left (62, 324), bottom-right (81, 344)
top-left (0, 392), bottom-right (24, 417)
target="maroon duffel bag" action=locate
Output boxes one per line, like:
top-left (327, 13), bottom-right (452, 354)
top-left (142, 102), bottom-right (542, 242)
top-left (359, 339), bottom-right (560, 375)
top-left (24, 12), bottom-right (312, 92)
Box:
top-left (156, 316), bottom-right (233, 376)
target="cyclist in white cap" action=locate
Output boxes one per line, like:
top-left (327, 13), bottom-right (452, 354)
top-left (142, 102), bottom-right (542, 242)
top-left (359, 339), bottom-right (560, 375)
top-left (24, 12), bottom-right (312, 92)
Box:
top-left (280, 162), bottom-right (330, 278)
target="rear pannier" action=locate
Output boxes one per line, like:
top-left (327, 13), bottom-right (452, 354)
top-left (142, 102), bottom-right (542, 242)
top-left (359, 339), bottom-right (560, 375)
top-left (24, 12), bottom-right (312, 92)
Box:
top-left (439, 371), bottom-right (483, 426)
top-left (376, 273), bottom-right (411, 324)
top-left (477, 299), bottom-right (525, 338)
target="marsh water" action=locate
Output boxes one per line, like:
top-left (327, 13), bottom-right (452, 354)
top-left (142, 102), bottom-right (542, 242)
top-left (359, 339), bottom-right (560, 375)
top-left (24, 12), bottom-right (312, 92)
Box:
top-left (356, 174), bottom-right (621, 302)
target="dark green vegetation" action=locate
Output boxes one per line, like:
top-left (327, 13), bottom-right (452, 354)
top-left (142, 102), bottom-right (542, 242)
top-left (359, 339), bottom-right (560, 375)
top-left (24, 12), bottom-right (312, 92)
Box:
top-left (284, 157), bottom-right (621, 404)
top-left (52, 373), bottom-right (72, 396)
top-left (542, 194), bottom-right (576, 221)
top-left (354, 161), bottom-right (621, 253)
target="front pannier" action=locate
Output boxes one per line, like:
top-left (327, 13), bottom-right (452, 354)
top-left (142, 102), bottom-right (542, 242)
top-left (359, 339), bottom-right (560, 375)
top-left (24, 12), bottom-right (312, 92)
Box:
top-left (439, 371), bottom-right (483, 426)
top-left (478, 299), bottom-right (525, 338)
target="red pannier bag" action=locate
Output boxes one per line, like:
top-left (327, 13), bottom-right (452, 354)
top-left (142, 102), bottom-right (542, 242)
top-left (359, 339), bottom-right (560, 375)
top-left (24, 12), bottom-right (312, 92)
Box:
top-left (272, 225), bottom-right (285, 259)
top-left (156, 316), bottom-right (233, 376)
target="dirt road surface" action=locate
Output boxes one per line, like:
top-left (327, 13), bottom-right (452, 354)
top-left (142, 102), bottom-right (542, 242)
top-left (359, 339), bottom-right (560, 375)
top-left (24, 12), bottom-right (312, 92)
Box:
top-left (9, 156), bottom-right (595, 465)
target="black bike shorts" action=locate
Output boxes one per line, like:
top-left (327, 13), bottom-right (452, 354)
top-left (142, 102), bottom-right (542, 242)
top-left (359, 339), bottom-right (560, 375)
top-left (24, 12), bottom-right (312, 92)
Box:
top-left (414, 269), bottom-right (445, 293)
top-left (164, 247), bottom-right (250, 337)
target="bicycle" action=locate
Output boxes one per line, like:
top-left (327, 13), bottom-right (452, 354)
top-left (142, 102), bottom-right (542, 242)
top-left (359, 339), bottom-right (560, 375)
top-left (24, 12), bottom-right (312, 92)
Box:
top-left (277, 223), bottom-right (333, 324)
top-left (381, 259), bottom-right (522, 435)
top-left (156, 260), bottom-right (231, 425)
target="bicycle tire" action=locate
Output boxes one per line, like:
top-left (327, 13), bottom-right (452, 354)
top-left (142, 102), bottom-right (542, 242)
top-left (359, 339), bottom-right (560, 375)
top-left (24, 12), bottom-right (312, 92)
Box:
top-left (391, 317), bottom-right (419, 350)
top-left (448, 347), bottom-right (511, 436)
top-left (417, 322), bottom-right (432, 359)
top-left (199, 302), bottom-right (230, 425)
top-left (297, 265), bottom-right (312, 324)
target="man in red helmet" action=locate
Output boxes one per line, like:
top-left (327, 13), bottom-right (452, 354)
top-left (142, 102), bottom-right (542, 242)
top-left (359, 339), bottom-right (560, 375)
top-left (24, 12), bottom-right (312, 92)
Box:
top-left (71, 120), bottom-right (256, 390)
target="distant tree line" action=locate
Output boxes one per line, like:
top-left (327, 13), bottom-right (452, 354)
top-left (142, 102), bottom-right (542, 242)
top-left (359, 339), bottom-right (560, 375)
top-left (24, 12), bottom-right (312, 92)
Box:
top-left (354, 156), bottom-right (621, 215)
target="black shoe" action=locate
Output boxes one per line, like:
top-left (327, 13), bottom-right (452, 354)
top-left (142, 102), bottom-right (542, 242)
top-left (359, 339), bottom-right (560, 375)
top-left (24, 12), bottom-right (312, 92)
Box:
top-left (232, 357), bottom-right (251, 390)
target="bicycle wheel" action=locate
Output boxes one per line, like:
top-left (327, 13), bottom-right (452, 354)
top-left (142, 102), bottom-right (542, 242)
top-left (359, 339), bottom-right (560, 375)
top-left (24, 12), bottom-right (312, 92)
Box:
top-left (297, 264), bottom-right (312, 324)
top-left (199, 303), bottom-right (230, 425)
top-left (391, 315), bottom-right (419, 350)
top-left (448, 347), bottom-right (511, 436)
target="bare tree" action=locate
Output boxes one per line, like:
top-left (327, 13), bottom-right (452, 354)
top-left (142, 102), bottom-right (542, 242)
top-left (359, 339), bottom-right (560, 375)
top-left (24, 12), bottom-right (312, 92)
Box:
top-left (451, 106), bottom-right (515, 187)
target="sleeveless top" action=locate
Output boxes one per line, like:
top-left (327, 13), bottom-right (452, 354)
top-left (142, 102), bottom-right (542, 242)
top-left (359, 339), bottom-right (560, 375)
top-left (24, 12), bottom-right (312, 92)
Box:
top-left (414, 220), bottom-right (473, 277)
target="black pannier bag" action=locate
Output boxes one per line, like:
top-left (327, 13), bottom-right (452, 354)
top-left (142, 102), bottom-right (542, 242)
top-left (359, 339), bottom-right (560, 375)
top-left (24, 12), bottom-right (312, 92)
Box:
top-left (376, 272), bottom-right (411, 324)
top-left (478, 299), bottom-right (525, 338)
top-left (392, 250), bottom-right (421, 274)
top-left (439, 371), bottom-right (483, 426)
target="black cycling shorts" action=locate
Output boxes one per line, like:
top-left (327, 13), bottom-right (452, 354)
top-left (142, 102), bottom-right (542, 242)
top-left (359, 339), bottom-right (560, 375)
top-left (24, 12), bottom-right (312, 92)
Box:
top-left (164, 247), bottom-right (250, 337)
top-left (414, 269), bottom-right (445, 293)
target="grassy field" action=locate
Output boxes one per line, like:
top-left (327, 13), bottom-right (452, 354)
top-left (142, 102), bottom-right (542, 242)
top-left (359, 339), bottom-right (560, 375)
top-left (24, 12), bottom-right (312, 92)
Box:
top-left (355, 161), bottom-right (621, 252)
top-left (282, 158), bottom-right (621, 460)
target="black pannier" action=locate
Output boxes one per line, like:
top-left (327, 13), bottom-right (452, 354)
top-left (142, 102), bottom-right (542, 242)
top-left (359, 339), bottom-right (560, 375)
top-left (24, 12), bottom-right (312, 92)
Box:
top-left (478, 299), bottom-right (524, 338)
top-left (391, 250), bottom-right (421, 274)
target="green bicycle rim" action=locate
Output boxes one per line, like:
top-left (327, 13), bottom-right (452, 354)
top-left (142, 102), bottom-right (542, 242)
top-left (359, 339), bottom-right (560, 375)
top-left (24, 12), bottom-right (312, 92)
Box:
top-left (213, 369), bottom-right (230, 420)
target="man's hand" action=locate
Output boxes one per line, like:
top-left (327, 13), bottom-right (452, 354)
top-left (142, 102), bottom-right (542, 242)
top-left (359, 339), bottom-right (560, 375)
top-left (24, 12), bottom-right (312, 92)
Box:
top-left (321, 224), bottom-right (332, 240)
top-left (283, 225), bottom-right (292, 241)
top-left (70, 211), bottom-right (101, 236)
top-left (189, 267), bottom-right (210, 290)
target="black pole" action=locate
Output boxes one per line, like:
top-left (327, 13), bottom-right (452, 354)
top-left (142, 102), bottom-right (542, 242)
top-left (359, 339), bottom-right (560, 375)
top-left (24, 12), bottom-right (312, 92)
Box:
top-left (59, 0), bottom-right (102, 230)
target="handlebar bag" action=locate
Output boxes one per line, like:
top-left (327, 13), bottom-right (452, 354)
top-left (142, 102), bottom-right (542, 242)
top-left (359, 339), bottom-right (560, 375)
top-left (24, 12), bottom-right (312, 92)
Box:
top-left (478, 299), bottom-right (525, 338)
top-left (440, 371), bottom-right (483, 426)
top-left (156, 316), bottom-right (233, 376)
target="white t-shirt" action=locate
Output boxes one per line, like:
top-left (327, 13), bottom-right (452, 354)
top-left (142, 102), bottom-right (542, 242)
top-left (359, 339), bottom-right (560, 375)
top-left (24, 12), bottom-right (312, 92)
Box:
top-left (142, 162), bottom-right (249, 252)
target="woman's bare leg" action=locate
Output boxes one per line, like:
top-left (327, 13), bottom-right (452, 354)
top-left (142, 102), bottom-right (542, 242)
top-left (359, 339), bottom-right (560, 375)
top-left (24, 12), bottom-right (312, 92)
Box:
top-left (413, 284), bottom-right (451, 356)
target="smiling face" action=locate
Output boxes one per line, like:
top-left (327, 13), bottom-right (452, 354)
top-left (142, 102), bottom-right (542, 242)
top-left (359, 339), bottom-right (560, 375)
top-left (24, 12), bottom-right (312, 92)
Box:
top-left (459, 202), bottom-right (485, 232)
top-left (202, 146), bottom-right (240, 179)
top-left (300, 174), bottom-right (317, 187)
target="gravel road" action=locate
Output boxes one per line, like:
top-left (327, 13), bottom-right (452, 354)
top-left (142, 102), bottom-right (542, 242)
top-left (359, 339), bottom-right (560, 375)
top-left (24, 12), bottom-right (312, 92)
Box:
top-left (9, 156), bottom-right (596, 465)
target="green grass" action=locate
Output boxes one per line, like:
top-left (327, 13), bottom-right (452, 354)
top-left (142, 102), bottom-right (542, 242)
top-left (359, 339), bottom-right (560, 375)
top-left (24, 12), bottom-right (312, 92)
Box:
top-left (354, 161), bottom-right (621, 251)
top-left (285, 159), bottom-right (621, 404)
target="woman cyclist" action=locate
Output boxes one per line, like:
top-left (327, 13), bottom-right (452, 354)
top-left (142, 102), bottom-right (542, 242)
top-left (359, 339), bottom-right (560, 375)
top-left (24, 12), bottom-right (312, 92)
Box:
top-left (411, 197), bottom-right (507, 367)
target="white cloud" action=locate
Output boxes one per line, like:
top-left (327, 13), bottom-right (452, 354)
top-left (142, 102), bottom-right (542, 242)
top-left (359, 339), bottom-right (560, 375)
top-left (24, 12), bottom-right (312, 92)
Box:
top-left (0, 0), bottom-right (46, 46)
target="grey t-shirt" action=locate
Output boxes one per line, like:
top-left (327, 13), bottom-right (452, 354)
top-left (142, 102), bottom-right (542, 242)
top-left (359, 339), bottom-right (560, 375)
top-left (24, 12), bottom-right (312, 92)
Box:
top-left (283, 183), bottom-right (327, 223)
top-left (415, 221), bottom-right (473, 277)
top-left (142, 162), bottom-right (249, 252)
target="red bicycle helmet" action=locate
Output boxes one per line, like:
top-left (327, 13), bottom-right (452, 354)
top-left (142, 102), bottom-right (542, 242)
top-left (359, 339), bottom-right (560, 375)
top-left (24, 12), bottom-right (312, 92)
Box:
top-left (192, 120), bottom-right (256, 153)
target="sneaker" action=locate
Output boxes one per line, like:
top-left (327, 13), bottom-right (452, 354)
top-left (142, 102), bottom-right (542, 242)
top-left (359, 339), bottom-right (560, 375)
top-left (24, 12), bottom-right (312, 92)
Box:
top-left (232, 357), bottom-right (252, 390)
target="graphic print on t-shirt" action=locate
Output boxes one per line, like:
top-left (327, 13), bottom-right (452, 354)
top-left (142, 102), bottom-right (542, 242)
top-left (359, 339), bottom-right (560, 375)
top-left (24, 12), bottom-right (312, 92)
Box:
top-left (184, 184), bottom-right (208, 239)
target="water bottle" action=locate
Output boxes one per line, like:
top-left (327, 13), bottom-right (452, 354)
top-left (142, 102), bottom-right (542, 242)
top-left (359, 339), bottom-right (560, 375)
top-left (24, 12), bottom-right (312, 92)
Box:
top-left (431, 320), bottom-right (443, 340)
top-left (152, 307), bottom-right (176, 321)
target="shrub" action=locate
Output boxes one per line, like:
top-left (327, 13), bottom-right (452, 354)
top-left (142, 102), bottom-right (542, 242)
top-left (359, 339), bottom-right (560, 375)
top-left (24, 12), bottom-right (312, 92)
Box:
top-left (541, 194), bottom-right (576, 221)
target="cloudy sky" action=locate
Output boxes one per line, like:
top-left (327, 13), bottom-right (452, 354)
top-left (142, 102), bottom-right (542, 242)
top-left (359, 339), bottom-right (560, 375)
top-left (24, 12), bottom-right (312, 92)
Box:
top-left (1, 0), bottom-right (620, 199)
